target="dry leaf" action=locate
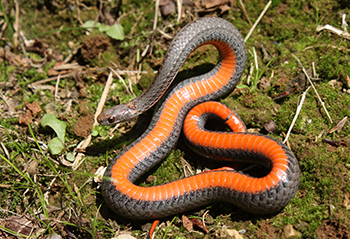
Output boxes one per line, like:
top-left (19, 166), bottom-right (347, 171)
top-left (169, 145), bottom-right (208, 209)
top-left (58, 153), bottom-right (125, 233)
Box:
top-left (25, 101), bottom-right (42, 115)
top-left (329, 116), bottom-right (348, 133)
top-left (322, 139), bottom-right (347, 147)
top-left (182, 215), bottom-right (193, 232)
top-left (191, 217), bottom-right (209, 233)
top-left (343, 194), bottom-right (350, 210)
top-left (0, 216), bottom-right (35, 236)
top-left (19, 110), bottom-right (33, 126)
top-left (197, 0), bottom-right (232, 13)
top-left (19, 101), bottom-right (42, 126)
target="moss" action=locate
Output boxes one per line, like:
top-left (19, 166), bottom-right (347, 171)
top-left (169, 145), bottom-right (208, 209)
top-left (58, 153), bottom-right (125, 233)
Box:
top-left (223, 92), bottom-right (276, 127)
top-left (2, 0), bottom-right (350, 238)
top-left (138, 150), bottom-right (184, 187)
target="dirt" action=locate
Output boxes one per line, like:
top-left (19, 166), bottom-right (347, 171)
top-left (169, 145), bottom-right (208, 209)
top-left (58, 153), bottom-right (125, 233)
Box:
top-left (1, 1), bottom-right (350, 238)
top-left (81, 36), bottom-right (110, 62)
top-left (316, 220), bottom-right (350, 239)
top-left (74, 113), bottom-right (94, 137)
top-left (256, 221), bottom-right (279, 239)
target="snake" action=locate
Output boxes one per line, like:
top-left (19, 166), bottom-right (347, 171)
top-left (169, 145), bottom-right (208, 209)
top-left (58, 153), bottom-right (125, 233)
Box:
top-left (98, 17), bottom-right (300, 220)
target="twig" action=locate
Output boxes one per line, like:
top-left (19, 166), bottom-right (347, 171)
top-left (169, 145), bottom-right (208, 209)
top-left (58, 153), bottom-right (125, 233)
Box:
top-left (157, 28), bottom-right (173, 40)
top-left (96, 0), bottom-right (103, 27)
top-left (153, 0), bottom-right (160, 31)
top-left (95, 72), bottom-right (114, 125)
top-left (137, 62), bottom-right (143, 85)
top-left (176, 0), bottom-right (182, 22)
top-left (44, 176), bottom-right (58, 204)
top-left (63, 45), bottom-right (81, 64)
top-left (53, 62), bottom-right (80, 71)
top-left (31, 71), bottom-right (84, 85)
top-left (13, 0), bottom-right (19, 48)
top-left (31, 68), bottom-right (149, 85)
top-left (141, 44), bottom-right (150, 57)
top-left (312, 62), bottom-right (317, 78)
top-left (316, 24), bottom-right (350, 40)
top-left (329, 116), bottom-right (348, 133)
top-left (0, 142), bottom-right (10, 159)
top-left (75, 0), bottom-right (84, 25)
top-left (246, 62), bottom-right (254, 85)
top-left (283, 87), bottom-right (310, 144)
top-left (239, 0), bottom-right (253, 25)
top-left (292, 53), bottom-right (333, 123)
top-left (342, 13), bottom-right (348, 32)
top-left (0, 19), bottom-right (6, 38)
top-left (244, 0), bottom-right (272, 42)
top-left (0, 90), bottom-right (11, 112)
top-left (282, 132), bottom-right (291, 149)
top-left (109, 67), bottom-right (136, 97)
top-left (303, 44), bottom-right (350, 52)
top-left (54, 75), bottom-right (60, 102)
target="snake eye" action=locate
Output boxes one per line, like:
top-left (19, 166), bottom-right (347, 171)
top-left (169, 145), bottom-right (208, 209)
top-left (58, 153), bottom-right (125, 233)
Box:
top-left (108, 116), bottom-right (116, 124)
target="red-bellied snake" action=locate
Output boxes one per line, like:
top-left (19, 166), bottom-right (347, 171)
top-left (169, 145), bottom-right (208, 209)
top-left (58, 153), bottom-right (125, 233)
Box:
top-left (98, 17), bottom-right (300, 220)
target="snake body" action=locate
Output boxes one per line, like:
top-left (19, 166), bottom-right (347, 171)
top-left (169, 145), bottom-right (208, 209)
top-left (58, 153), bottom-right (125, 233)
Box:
top-left (98, 17), bottom-right (300, 220)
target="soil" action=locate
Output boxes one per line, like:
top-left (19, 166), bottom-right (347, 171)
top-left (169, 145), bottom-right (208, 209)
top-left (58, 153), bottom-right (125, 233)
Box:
top-left (0, 1), bottom-right (349, 238)
top-left (316, 220), bottom-right (350, 239)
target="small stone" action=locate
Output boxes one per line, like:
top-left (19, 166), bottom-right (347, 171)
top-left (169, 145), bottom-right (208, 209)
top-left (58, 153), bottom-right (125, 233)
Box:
top-left (68, 41), bottom-right (75, 49)
top-left (115, 234), bottom-right (137, 239)
top-left (46, 233), bottom-right (62, 239)
top-left (282, 224), bottom-right (302, 238)
top-left (263, 120), bottom-right (277, 133)
top-left (247, 128), bottom-right (260, 134)
top-left (294, 220), bottom-right (309, 232)
top-left (214, 228), bottom-right (244, 239)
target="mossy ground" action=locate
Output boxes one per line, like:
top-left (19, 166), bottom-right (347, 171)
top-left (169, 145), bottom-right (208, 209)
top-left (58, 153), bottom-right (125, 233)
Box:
top-left (0, 0), bottom-right (350, 238)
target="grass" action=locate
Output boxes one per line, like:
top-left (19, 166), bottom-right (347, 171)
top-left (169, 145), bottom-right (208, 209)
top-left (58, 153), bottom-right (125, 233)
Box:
top-left (1, 0), bottom-right (350, 238)
top-left (1, 124), bottom-right (103, 238)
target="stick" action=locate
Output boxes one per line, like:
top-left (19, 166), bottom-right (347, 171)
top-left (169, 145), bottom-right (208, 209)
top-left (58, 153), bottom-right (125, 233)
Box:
top-left (292, 53), bottom-right (333, 123)
top-left (176, 0), bottom-right (183, 22)
top-left (153, 0), bottom-right (160, 31)
top-left (109, 67), bottom-right (136, 97)
top-left (316, 24), bottom-right (350, 40)
top-left (283, 87), bottom-right (310, 144)
top-left (54, 74), bottom-right (60, 102)
top-left (239, 0), bottom-right (253, 25)
top-left (244, 0), bottom-right (272, 42)
top-left (94, 72), bottom-right (114, 124)
top-left (31, 69), bottom-right (148, 85)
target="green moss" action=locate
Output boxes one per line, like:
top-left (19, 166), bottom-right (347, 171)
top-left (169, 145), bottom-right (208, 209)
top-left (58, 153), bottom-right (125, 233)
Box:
top-left (138, 150), bottom-right (184, 187)
top-left (2, 1), bottom-right (350, 238)
top-left (316, 48), bottom-right (350, 81)
top-left (223, 92), bottom-right (276, 127)
top-left (0, 63), bottom-right (16, 82)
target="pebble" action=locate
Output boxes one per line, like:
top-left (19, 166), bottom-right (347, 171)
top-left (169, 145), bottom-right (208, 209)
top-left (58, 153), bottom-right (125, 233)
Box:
top-left (214, 228), bottom-right (244, 239)
top-left (282, 224), bottom-right (302, 238)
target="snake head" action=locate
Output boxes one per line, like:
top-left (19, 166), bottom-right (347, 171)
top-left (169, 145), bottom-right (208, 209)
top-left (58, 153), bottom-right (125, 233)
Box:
top-left (97, 103), bottom-right (135, 126)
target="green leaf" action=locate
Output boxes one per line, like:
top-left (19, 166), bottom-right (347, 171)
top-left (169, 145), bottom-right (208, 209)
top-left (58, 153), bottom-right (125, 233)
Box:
top-left (48, 137), bottom-right (64, 155)
top-left (83, 20), bottom-right (101, 31)
top-left (236, 84), bottom-right (249, 89)
top-left (91, 129), bottom-right (98, 137)
top-left (66, 153), bottom-right (75, 162)
top-left (98, 24), bottom-right (110, 32)
top-left (41, 114), bottom-right (67, 142)
top-left (106, 23), bottom-right (124, 40)
top-left (83, 20), bottom-right (95, 31)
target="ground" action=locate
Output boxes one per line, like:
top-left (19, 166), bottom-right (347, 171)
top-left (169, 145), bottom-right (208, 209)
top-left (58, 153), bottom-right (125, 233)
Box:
top-left (0, 0), bottom-right (350, 238)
